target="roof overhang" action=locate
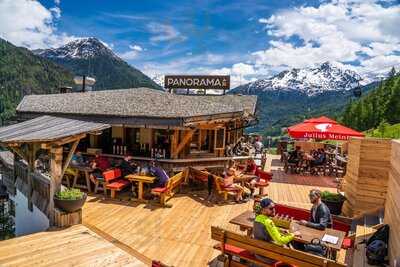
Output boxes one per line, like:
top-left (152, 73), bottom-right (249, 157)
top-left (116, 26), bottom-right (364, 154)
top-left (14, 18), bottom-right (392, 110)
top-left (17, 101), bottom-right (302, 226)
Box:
top-left (0, 115), bottom-right (110, 145)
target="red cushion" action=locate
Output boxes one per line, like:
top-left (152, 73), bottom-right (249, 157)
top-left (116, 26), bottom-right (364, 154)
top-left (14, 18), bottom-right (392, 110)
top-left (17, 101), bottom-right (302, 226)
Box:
top-left (258, 170), bottom-right (273, 180)
top-left (342, 238), bottom-right (353, 249)
top-left (215, 244), bottom-right (254, 259)
top-left (255, 181), bottom-right (269, 187)
top-left (151, 187), bottom-right (168, 193)
top-left (103, 169), bottom-right (117, 182)
top-left (114, 168), bottom-right (122, 178)
top-left (106, 179), bottom-right (130, 190)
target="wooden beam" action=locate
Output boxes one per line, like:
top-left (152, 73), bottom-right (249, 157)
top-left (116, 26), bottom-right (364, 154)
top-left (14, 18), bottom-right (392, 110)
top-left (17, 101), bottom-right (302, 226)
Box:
top-left (170, 130), bottom-right (179, 159)
top-left (53, 133), bottom-right (86, 146)
top-left (171, 130), bottom-right (194, 159)
top-left (49, 146), bottom-right (63, 226)
top-left (9, 147), bottom-right (26, 161)
top-left (61, 139), bottom-right (80, 179)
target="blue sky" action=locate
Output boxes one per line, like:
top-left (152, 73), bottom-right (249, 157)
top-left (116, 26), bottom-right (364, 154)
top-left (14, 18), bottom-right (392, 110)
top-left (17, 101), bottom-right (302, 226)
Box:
top-left (1, 0), bottom-right (399, 87)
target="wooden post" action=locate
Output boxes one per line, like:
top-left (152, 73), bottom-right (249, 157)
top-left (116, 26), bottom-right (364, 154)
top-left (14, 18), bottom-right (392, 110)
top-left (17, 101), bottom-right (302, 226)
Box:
top-left (27, 144), bottom-right (38, 211)
top-left (170, 130), bottom-right (179, 159)
top-left (171, 130), bottom-right (194, 159)
top-left (49, 146), bottom-right (63, 225)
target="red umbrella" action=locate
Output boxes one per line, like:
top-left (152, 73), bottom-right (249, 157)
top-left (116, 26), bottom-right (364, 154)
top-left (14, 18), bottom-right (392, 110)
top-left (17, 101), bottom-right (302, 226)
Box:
top-left (288, 116), bottom-right (364, 140)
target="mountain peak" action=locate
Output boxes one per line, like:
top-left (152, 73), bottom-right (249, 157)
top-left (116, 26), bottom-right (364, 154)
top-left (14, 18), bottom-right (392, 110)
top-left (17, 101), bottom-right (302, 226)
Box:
top-left (35, 37), bottom-right (118, 60)
top-left (233, 61), bottom-right (362, 96)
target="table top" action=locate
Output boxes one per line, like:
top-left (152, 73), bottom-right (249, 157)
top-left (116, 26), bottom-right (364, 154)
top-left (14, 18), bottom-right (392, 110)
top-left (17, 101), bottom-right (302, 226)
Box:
top-left (125, 174), bottom-right (155, 183)
top-left (70, 164), bottom-right (93, 172)
top-left (229, 210), bottom-right (346, 251)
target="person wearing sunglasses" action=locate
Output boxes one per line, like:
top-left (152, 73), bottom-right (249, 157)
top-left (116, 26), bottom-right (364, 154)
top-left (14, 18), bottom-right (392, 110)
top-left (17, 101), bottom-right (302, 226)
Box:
top-left (253, 198), bottom-right (301, 246)
top-left (298, 189), bottom-right (332, 230)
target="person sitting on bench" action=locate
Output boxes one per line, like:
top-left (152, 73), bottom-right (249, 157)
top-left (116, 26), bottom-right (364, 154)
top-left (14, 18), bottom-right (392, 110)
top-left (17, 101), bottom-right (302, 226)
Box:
top-left (149, 160), bottom-right (169, 188)
top-left (223, 160), bottom-right (245, 203)
top-left (298, 189), bottom-right (332, 230)
top-left (288, 146), bottom-right (302, 165)
top-left (253, 198), bottom-right (301, 263)
top-left (119, 153), bottom-right (137, 177)
top-left (90, 151), bottom-right (111, 181)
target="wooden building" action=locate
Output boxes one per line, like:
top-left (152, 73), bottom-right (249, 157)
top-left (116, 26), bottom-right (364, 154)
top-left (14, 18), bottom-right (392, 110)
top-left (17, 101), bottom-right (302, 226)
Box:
top-left (16, 88), bottom-right (258, 167)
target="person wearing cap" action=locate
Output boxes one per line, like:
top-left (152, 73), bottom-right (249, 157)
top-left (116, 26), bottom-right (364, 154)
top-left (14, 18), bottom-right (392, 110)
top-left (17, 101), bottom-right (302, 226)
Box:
top-left (119, 153), bottom-right (137, 177)
top-left (298, 189), bottom-right (332, 230)
top-left (253, 198), bottom-right (301, 246)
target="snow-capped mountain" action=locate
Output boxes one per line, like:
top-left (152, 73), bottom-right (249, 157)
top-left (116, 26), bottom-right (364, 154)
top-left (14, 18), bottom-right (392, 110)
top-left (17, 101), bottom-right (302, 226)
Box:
top-left (232, 62), bottom-right (362, 96)
top-left (34, 37), bottom-right (161, 90)
top-left (35, 37), bottom-right (118, 60)
top-left (150, 74), bottom-right (165, 88)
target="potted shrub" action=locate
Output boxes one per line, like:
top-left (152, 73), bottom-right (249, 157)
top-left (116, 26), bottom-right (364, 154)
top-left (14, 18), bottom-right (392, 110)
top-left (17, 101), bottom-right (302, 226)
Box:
top-left (321, 191), bottom-right (346, 215)
top-left (54, 188), bottom-right (87, 213)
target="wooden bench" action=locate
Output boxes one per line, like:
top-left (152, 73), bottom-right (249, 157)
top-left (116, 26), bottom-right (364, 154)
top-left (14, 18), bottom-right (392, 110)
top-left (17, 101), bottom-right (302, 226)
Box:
top-left (211, 226), bottom-right (347, 267)
top-left (103, 168), bottom-right (130, 198)
top-left (213, 175), bottom-right (242, 201)
top-left (151, 168), bottom-right (188, 205)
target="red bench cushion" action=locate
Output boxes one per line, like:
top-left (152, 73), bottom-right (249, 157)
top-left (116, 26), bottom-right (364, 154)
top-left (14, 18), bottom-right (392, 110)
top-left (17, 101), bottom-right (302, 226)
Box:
top-left (106, 179), bottom-right (130, 190)
top-left (255, 181), bottom-right (268, 187)
top-left (215, 244), bottom-right (254, 259)
top-left (152, 187), bottom-right (168, 193)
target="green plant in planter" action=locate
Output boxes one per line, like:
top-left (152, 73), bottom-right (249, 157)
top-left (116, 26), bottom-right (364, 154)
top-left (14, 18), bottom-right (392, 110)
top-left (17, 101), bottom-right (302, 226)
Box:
top-left (321, 191), bottom-right (345, 202)
top-left (55, 188), bottom-right (84, 200)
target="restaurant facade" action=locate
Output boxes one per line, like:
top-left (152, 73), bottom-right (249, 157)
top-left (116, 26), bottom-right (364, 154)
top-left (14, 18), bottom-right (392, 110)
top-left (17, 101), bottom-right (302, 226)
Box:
top-left (16, 87), bottom-right (258, 168)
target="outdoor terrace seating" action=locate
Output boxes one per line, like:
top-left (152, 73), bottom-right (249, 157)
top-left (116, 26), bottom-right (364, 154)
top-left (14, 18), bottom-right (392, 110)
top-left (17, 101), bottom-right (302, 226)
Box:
top-left (103, 168), bottom-right (130, 198)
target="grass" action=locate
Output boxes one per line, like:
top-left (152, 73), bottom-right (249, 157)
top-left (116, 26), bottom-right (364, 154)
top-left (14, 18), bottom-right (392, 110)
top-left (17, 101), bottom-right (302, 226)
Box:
top-left (365, 123), bottom-right (400, 139)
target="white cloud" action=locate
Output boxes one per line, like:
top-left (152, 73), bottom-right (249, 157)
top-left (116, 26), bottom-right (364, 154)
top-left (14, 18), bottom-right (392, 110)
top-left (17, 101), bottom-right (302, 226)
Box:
top-left (255, 0), bottom-right (400, 77)
top-left (0, 0), bottom-right (75, 49)
top-left (147, 22), bottom-right (185, 43)
top-left (119, 44), bottom-right (144, 60)
top-left (130, 44), bottom-right (143, 52)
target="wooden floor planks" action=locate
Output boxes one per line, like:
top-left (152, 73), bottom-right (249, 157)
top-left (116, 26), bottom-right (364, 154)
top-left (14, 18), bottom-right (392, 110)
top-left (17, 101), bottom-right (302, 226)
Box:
top-left (0, 225), bottom-right (147, 267)
top-left (0, 154), bottom-right (337, 267)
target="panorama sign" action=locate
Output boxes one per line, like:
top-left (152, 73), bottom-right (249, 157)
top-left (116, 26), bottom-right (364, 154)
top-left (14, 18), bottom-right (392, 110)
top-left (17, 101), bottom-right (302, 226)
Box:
top-left (164, 75), bottom-right (230, 90)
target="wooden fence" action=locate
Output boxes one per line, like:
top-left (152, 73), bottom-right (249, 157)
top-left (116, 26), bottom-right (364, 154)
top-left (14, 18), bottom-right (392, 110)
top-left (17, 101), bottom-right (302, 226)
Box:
top-left (342, 138), bottom-right (392, 217)
top-left (384, 140), bottom-right (400, 264)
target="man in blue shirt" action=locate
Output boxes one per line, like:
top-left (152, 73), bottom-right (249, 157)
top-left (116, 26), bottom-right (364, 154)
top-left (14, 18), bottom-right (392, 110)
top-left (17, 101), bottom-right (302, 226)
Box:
top-left (149, 160), bottom-right (169, 188)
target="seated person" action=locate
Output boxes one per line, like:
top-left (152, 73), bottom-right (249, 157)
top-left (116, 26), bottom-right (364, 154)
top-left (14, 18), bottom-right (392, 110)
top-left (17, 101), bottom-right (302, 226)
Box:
top-left (310, 149), bottom-right (327, 168)
top-left (119, 153), bottom-right (137, 177)
top-left (244, 158), bottom-right (257, 174)
top-left (149, 160), bottom-right (169, 188)
top-left (288, 146), bottom-right (301, 165)
top-left (90, 151), bottom-right (111, 181)
top-left (222, 160), bottom-right (245, 202)
top-left (299, 189), bottom-right (332, 230)
top-left (71, 150), bottom-right (85, 165)
top-left (253, 198), bottom-right (301, 263)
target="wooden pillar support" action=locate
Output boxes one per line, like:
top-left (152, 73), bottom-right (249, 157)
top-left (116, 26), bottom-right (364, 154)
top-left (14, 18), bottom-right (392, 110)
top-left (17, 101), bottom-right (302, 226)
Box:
top-left (49, 146), bottom-right (63, 225)
top-left (170, 130), bottom-right (179, 159)
top-left (171, 130), bottom-right (194, 159)
top-left (61, 139), bottom-right (80, 179)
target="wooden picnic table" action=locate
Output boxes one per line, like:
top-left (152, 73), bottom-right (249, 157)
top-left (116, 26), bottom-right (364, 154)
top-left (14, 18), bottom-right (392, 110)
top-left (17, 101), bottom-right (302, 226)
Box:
top-left (70, 164), bottom-right (93, 192)
top-left (229, 210), bottom-right (346, 251)
top-left (125, 174), bottom-right (155, 201)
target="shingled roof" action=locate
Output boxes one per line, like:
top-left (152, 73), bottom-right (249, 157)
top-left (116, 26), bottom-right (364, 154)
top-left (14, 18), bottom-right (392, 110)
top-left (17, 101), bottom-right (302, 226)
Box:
top-left (17, 88), bottom-right (257, 120)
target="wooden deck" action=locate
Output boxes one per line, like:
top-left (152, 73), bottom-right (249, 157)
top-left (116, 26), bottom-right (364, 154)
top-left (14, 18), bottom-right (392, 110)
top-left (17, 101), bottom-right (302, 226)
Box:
top-left (0, 154), bottom-right (338, 267)
top-left (80, 155), bottom-right (336, 266)
top-left (0, 225), bottom-right (147, 267)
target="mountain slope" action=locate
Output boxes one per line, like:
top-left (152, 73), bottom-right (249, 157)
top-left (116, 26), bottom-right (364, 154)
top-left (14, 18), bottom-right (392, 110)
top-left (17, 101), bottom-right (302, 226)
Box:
top-left (35, 38), bottom-right (161, 90)
top-left (230, 62), bottom-right (373, 135)
top-left (0, 38), bottom-right (73, 121)
top-left (342, 71), bottom-right (400, 131)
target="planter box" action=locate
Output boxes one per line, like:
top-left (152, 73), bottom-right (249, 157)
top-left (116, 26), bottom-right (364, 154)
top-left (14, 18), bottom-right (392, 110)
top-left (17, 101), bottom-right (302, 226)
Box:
top-left (54, 193), bottom-right (87, 213)
top-left (322, 199), bottom-right (344, 215)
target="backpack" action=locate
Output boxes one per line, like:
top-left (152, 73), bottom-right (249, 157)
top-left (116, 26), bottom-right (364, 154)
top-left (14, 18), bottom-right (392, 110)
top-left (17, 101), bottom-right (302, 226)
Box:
top-left (365, 224), bottom-right (389, 265)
